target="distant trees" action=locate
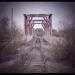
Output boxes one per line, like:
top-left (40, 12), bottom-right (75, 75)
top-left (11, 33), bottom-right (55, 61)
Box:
top-left (0, 17), bottom-right (22, 63)
top-left (11, 21), bottom-right (21, 40)
top-left (52, 29), bottom-right (59, 36)
top-left (55, 25), bottom-right (75, 65)
top-left (0, 17), bottom-right (21, 42)
top-left (58, 21), bottom-right (65, 32)
top-left (0, 17), bottom-right (11, 41)
top-left (34, 28), bottom-right (44, 36)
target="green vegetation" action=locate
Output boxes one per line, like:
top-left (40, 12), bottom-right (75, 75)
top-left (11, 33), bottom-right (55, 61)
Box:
top-left (49, 27), bottom-right (75, 67)
top-left (33, 28), bottom-right (44, 37)
top-left (0, 17), bottom-right (25, 63)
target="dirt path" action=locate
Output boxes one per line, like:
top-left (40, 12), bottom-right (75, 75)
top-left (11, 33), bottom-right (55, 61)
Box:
top-left (0, 37), bottom-right (75, 73)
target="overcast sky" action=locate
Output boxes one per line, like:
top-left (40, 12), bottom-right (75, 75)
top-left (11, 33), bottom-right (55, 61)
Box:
top-left (0, 2), bottom-right (75, 31)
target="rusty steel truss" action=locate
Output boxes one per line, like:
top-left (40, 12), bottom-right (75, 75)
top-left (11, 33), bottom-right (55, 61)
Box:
top-left (24, 14), bottom-right (52, 36)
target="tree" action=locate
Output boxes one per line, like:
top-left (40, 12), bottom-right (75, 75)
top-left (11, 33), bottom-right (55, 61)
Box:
top-left (0, 17), bottom-right (11, 41)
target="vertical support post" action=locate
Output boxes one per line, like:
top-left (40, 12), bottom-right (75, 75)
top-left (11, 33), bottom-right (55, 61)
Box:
top-left (29, 16), bottom-right (31, 35)
top-left (30, 16), bottom-right (33, 35)
top-left (29, 22), bottom-right (32, 35)
top-left (47, 15), bottom-right (50, 36)
top-left (24, 14), bottom-right (27, 35)
top-left (49, 14), bottom-right (52, 36)
top-left (24, 14), bottom-right (27, 40)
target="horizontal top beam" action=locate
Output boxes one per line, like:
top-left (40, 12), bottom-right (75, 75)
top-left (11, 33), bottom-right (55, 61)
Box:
top-left (32, 23), bottom-right (46, 24)
top-left (24, 14), bottom-right (52, 17)
top-left (32, 23), bottom-right (44, 24)
top-left (31, 20), bottom-right (44, 21)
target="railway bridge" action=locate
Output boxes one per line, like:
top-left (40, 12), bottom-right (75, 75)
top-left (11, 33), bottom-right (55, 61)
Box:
top-left (24, 14), bottom-right (52, 40)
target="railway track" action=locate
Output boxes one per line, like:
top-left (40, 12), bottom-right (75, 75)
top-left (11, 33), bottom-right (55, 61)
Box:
top-left (22, 37), bottom-right (48, 73)
top-left (0, 36), bottom-right (74, 73)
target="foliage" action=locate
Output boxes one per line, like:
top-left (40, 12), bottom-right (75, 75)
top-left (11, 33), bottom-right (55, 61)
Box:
top-left (0, 17), bottom-right (22, 63)
top-left (34, 28), bottom-right (44, 36)
top-left (49, 27), bottom-right (75, 67)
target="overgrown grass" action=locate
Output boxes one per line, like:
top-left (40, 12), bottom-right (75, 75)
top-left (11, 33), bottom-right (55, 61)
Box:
top-left (48, 37), bottom-right (70, 63)
top-left (48, 27), bottom-right (75, 67)
top-left (0, 17), bottom-right (27, 63)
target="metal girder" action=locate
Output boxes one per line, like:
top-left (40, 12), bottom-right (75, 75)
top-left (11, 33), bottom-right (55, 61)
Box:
top-left (24, 14), bottom-right (50, 17)
top-left (31, 23), bottom-right (45, 24)
top-left (32, 20), bottom-right (43, 21)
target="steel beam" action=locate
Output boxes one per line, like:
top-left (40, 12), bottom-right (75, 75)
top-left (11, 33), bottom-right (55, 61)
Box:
top-left (24, 14), bottom-right (50, 17)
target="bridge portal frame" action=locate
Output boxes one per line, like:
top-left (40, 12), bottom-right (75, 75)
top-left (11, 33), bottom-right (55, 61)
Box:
top-left (24, 14), bottom-right (52, 36)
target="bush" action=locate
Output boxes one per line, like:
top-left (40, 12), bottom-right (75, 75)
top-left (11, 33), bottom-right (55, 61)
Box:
top-left (49, 27), bottom-right (75, 66)
top-left (63, 27), bottom-right (75, 66)
top-left (49, 39), bottom-right (70, 63)
top-left (0, 17), bottom-right (21, 63)
top-left (34, 28), bottom-right (44, 37)
top-left (52, 29), bottom-right (60, 37)
top-left (0, 17), bottom-right (11, 41)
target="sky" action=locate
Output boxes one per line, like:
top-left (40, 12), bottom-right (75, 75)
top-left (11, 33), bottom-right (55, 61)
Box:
top-left (0, 2), bottom-right (75, 32)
